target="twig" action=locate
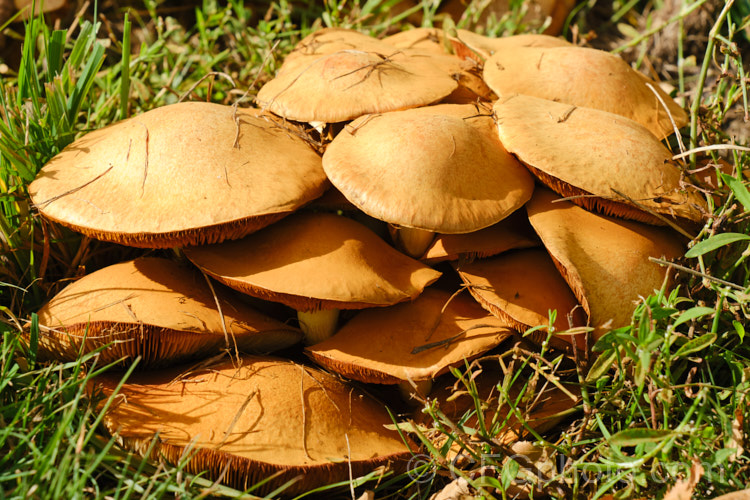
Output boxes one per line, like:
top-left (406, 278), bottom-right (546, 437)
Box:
top-left (672, 144), bottom-right (750, 160)
top-left (649, 257), bottom-right (745, 291)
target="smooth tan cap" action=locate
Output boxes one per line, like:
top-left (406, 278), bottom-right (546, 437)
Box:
top-left (450, 30), bottom-right (572, 62)
top-left (184, 212), bottom-right (441, 311)
top-left (485, 45), bottom-right (687, 139)
top-left (383, 27), bottom-right (449, 55)
top-left (283, 27), bottom-right (397, 64)
top-left (35, 258), bottom-right (302, 366)
top-left (29, 102), bottom-right (328, 248)
top-left (306, 288), bottom-right (514, 383)
top-left (323, 104), bottom-right (534, 233)
top-left (455, 248), bottom-right (587, 350)
top-left (256, 49), bottom-right (458, 123)
top-left (494, 94), bottom-right (706, 223)
top-left (526, 188), bottom-right (685, 337)
top-left (421, 210), bottom-right (538, 264)
top-left (93, 355), bottom-right (412, 496)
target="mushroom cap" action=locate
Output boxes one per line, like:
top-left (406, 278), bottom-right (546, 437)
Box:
top-left (484, 45), bottom-right (687, 139)
top-left (455, 248), bottom-right (587, 351)
top-left (305, 288), bottom-right (514, 384)
top-left (383, 27), bottom-right (448, 54)
top-left (34, 258), bottom-right (302, 366)
top-left (450, 30), bottom-right (572, 62)
top-left (322, 104), bottom-right (534, 233)
top-left (420, 210), bottom-right (538, 264)
top-left (256, 49), bottom-right (458, 123)
top-left (494, 94), bottom-right (706, 223)
top-left (28, 102), bottom-right (327, 248)
top-left (283, 27), bottom-right (396, 65)
top-left (184, 212), bottom-right (441, 312)
top-left (526, 188), bottom-right (685, 337)
top-left (93, 355), bottom-right (412, 496)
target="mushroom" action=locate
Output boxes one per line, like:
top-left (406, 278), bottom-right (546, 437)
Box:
top-left (449, 30), bottom-right (572, 62)
top-left (493, 94), bottom-right (706, 224)
top-left (454, 248), bottom-right (587, 351)
top-left (383, 27), bottom-right (449, 55)
top-left (419, 210), bottom-right (538, 265)
top-left (34, 257), bottom-right (302, 367)
top-left (322, 103), bottom-right (534, 257)
top-left (485, 46), bottom-right (687, 139)
top-left (184, 212), bottom-right (441, 344)
top-left (526, 188), bottom-right (685, 339)
top-left (305, 288), bottom-right (514, 400)
top-left (255, 49), bottom-right (459, 124)
top-left (28, 101), bottom-right (328, 248)
top-left (92, 354), bottom-right (414, 496)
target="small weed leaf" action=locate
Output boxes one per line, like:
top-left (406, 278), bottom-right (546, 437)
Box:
top-left (720, 173), bottom-right (750, 212)
top-left (609, 428), bottom-right (675, 446)
top-left (684, 233), bottom-right (750, 258)
top-left (500, 458), bottom-right (520, 490)
top-left (672, 306), bottom-right (716, 328)
top-left (734, 320), bottom-right (745, 342)
top-left (674, 332), bottom-right (718, 358)
top-left (586, 348), bottom-right (618, 383)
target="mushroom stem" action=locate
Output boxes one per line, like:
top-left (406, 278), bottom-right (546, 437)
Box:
top-left (298, 309), bottom-right (340, 345)
top-left (394, 227), bottom-right (435, 258)
top-left (398, 379), bottom-right (433, 404)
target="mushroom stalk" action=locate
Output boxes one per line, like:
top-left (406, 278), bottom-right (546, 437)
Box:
top-left (395, 227), bottom-right (435, 258)
top-left (298, 309), bottom-right (340, 345)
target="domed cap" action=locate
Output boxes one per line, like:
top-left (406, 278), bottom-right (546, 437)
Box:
top-left (92, 355), bottom-right (413, 496)
top-left (455, 248), bottom-right (587, 350)
top-left (35, 258), bottom-right (302, 367)
top-left (383, 27), bottom-right (449, 55)
top-left (184, 212), bottom-right (441, 312)
top-left (256, 50), bottom-right (458, 123)
top-left (484, 45), bottom-right (687, 139)
top-left (322, 104), bottom-right (534, 233)
top-left (420, 211), bottom-right (538, 265)
top-left (526, 188), bottom-right (685, 338)
top-left (450, 30), bottom-right (572, 62)
top-left (494, 94), bottom-right (706, 223)
top-left (306, 288), bottom-right (514, 384)
top-left (283, 27), bottom-right (396, 65)
top-left (29, 102), bottom-right (328, 248)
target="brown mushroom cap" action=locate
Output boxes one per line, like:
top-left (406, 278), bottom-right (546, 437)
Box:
top-left (420, 210), bottom-right (538, 264)
top-left (93, 355), bottom-right (412, 496)
top-left (484, 45), bottom-right (687, 139)
top-left (283, 27), bottom-right (396, 65)
top-left (383, 27), bottom-right (449, 54)
top-left (305, 288), bottom-right (514, 384)
top-left (526, 188), bottom-right (685, 338)
top-left (34, 258), bottom-right (302, 366)
top-left (450, 30), bottom-right (572, 62)
top-left (256, 49), bottom-right (459, 123)
top-left (455, 248), bottom-right (587, 351)
top-left (494, 94), bottom-right (706, 223)
top-left (183, 212), bottom-right (441, 312)
top-left (322, 104), bottom-right (534, 233)
top-left (28, 102), bottom-right (327, 248)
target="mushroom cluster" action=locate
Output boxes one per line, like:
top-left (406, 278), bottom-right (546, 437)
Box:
top-left (27, 25), bottom-right (704, 494)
